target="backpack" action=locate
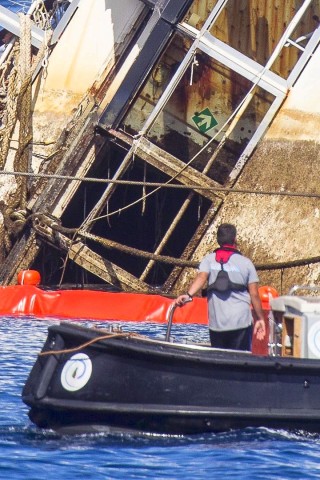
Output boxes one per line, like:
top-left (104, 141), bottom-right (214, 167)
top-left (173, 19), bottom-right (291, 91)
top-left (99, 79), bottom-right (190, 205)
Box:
top-left (206, 249), bottom-right (247, 294)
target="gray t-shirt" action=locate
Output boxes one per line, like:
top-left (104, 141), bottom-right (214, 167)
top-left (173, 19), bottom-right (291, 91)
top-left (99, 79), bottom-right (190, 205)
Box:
top-left (199, 252), bottom-right (259, 332)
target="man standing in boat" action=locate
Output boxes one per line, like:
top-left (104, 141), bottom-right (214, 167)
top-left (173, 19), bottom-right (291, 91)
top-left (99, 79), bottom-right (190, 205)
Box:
top-left (175, 223), bottom-right (266, 351)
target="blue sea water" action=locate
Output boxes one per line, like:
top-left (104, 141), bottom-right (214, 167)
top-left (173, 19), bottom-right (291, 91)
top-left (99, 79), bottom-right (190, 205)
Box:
top-left (1, 316), bottom-right (320, 480)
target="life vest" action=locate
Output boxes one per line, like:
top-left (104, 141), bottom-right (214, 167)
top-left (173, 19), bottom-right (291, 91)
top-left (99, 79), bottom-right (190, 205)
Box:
top-left (206, 246), bottom-right (248, 294)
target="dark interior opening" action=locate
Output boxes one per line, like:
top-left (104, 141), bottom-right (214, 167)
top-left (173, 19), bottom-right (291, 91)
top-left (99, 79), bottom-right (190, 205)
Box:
top-left (32, 141), bottom-right (211, 287)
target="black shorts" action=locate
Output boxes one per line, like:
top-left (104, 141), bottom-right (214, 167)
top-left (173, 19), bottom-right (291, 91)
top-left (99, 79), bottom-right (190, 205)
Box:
top-left (209, 325), bottom-right (252, 351)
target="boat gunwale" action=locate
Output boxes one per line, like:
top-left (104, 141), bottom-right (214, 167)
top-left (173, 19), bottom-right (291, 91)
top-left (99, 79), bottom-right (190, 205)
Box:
top-left (45, 322), bottom-right (320, 370)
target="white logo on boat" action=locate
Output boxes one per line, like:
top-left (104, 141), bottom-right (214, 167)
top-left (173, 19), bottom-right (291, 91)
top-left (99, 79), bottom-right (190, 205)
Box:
top-left (307, 322), bottom-right (320, 358)
top-left (61, 353), bottom-right (92, 392)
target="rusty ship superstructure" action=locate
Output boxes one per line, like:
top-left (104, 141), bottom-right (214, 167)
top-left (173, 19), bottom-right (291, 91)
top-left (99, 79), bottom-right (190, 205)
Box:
top-left (0, 0), bottom-right (320, 295)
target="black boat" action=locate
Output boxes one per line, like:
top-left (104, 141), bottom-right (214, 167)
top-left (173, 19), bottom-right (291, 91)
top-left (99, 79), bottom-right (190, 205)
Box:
top-left (22, 293), bottom-right (320, 435)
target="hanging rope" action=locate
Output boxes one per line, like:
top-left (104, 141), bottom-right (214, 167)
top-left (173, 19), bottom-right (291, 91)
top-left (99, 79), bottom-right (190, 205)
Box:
top-left (1, 168), bottom-right (320, 198)
top-left (0, 47), bottom-right (19, 169)
top-left (30, 0), bottom-right (52, 31)
top-left (14, 13), bottom-right (32, 212)
top-left (0, 11), bottom-right (53, 254)
top-left (33, 213), bottom-right (320, 272)
top-left (0, 14), bottom-right (33, 250)
top-left (38, 331), bottom-right (146, 357)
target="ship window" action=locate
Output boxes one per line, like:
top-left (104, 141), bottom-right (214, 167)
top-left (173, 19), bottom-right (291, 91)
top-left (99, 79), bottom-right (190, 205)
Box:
top-left (121, 34), bottom-right (184, 136)
top-left (145, 53), bottom-right (274, 185)
top-left (122, 33), bottom-right (275, 185)
top-left (183, 0), bottom-right (320, 80)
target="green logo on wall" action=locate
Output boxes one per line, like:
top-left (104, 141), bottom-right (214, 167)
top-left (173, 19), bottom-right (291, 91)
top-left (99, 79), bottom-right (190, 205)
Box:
top-left (192, 108), bottom-right (218, 133)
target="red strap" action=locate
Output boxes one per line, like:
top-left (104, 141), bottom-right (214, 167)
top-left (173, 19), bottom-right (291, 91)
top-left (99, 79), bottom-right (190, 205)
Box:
top-left (215, 245), bottom-right (238, 263)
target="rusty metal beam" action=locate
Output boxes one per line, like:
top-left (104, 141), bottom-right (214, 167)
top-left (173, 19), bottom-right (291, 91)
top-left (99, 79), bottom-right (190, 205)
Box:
top-left (67, 242), bottom-right (152, 293)
top-left (162, 203), bottom-right (222, 293)
top-left (109, 130), bottom-right (224, 202)
top-left (139, 193), bottom-right (222, 281)
top-left (32, 218), bottom-right (153, 292)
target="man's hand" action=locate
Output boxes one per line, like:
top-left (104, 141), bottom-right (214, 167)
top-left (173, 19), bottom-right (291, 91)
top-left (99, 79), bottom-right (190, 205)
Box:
top-left (175, 294), bottom-right (192, 306)
top-left (253, 319), bottom-right (266, 340)
top-left (175, 272), bottom-right (208, 307)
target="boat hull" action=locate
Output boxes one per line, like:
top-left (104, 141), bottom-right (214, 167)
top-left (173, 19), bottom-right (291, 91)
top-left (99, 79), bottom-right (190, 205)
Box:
top-left (22, 323), bottom-right (320, 434)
